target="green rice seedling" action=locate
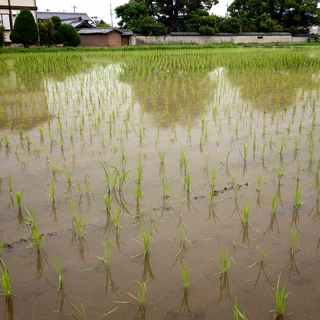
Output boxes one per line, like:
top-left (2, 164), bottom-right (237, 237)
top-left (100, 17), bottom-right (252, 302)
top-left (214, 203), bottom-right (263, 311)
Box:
top-left (293, 186), bottom-right (303, 210)
top-left (74, 217), bottom-right (86, 240)
top-left (128, 280), bottom-right (147, 309)
top-left (63, 164), bottom-right (72, 187)
top-left (158, 150), bottom-right (165, 167)
top-left (212, 247), bottom-right (234, 276)
top-left (84, 174), bottom-right (90, 193)
top-left (210, 168), bottom-right (218, 197)
top-left (181, 263), bottom-right (190, 288)
top-left (271, 196), bottom-right (279, 216)
top-left (242, 202), bottom-right (250, 223)
top-left (279, 136), bottom-right (286, 155)
top-left (7, 174), bottom-right (12, 195)
top-left (104, 192), bottom-right (113, 214)
top-left (25, 208), bottom-right (45, 251)
top-left (0, 259), bottom-right (11, 297)
top-left (100, 162), bottom-right (110, 193)
top-left (243, 142), bottom-right (248, 161)
top-left (161, 177), bottom-right (172, 201)
top-left (133, 227), bottom-right (153, 258)
top-left (180, 147), bottom-right (188, 176)
top-left (67, 302), bottom-right (87, 320)
top-left (184, 172), bottom-right (191, 193)
top-left (134, 183), bottom-right (142, 205)
top-left (274, 275), bottom-right (290, 320)
top-left (234, 296), bottom-right (248, 320)
top-left (290, 229), bottom-right (298, 255)
top-left (54, 258), bottom-right (63, 291)
top-left (14, 189), bottom-right (22, 209)
top-left (97, 240), bottom-right (113, 267)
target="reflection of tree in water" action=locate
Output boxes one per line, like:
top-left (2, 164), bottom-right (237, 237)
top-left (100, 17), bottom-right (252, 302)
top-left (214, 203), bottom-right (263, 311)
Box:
top-left (0, 53), bottom-right (95, 129)
top-left (119, 53), bottom-right (219, 127)
top-left (225, 51), bottom-right (320, 111)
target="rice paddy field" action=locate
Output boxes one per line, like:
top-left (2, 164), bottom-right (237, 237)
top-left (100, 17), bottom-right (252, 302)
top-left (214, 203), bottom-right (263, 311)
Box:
top-left (1, 46), bottom-right (320, 319)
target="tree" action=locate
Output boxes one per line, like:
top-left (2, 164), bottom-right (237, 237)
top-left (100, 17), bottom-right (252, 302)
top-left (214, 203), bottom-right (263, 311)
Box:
top-left (185, 9), bottom-right (218, 34)
top-left (10, 8), bottom-right (38, 47)
top-left (115, 2), bottom-right (167, 35)
top-left (55, 24), bottom-right (81, 47)
top-left (216, 17), bottom-right (241, 33)
top-left (117, 0), bottom-right (219, 33)
top-left (38, 19), bottom-right (55, 46)
top-left (96, 20), bottom-right (111, 27)
top-left (128, 15), bottom-right (167, 34)
top-left (0, 26), bottom-right (5, 47)
top-left (228, 0), bottom-right (319, 30)
top-left (115, 2), bottom-right (150, 28)
top-left (51, 16), bottom-right (62, 30)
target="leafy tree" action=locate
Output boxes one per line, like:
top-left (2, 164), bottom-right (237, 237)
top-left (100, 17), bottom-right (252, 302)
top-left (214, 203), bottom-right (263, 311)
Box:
top-left (185, 9), bottom-right (218, 34)
top-left (117, 0), bottom-right (218, 33)
top-left (9, 8), bottom-right (38, 47)
top-left (228, 0), bottom-right (319, 30)
top-left (115, 3), bottom-right (150, 28)
top-left (96, 19), bottom-right (111, 27)
top-left (55, 24), bottom-right (81, 47)
top-left (38, 19), bottom-right (55, 46)
top-left (216, 17), bottom-right (241, 33)
top-left (51, 16), bottom-right (62, 30)
top-left (0, 26), bottom-right (5, 47)
top-left (128, 15), bottom-right (167, 34)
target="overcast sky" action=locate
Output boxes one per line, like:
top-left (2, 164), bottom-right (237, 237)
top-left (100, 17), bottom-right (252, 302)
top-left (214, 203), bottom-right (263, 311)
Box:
top-left (35, 0), bottom-right (229, 26)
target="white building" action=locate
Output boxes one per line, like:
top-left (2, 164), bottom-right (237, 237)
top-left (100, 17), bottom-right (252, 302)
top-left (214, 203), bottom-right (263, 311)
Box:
top-left (0, 0), bottom-right (37, 42)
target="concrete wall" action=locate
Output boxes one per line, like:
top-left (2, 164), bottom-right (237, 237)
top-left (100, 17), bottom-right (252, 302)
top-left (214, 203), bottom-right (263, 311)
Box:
top-left (132, 33), bottom-right (298, 45)
top-left (291, 35), bottom-right (309, 42)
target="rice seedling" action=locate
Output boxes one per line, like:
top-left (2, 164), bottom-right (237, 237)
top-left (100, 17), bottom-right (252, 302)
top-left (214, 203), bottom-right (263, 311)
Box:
top-left (67, 302), bottom-right (87, 320)
top-left (14, 189), bottom-right (22, 209)
top-left (25, 208), bottom-right (45, 251)
top-left (0, 259), bottom-right (11, 297)
top-left (273, 274), bottom-right (290, 320)
top-left (133, 227), bottom-right (153, 258)
top-left (184, 172), bottom-right (191, 193)
top-left (181, 263), bottom-right (190, 288)
top-left (128, 280), bottom-right (147, 315)
top-left (234, 296), bottom-right (248, 320)
top-left (54, 258), bottom-right (63, 291)
top-left (97, 240), bottom-right (113, 267)
top-left (293, 186), bottom-right (303, 210)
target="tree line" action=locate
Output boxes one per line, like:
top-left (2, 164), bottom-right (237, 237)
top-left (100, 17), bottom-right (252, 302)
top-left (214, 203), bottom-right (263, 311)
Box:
top-left (115, 0), bottom-right (320, 35)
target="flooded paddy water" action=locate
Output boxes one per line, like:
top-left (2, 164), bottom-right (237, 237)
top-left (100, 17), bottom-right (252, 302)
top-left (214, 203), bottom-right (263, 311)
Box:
top-left (1, 47), bottom-right (320, 319)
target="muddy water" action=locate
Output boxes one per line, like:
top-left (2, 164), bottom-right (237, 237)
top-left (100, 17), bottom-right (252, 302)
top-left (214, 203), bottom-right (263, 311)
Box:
top-left (1, 49), bottom-right (320, 319)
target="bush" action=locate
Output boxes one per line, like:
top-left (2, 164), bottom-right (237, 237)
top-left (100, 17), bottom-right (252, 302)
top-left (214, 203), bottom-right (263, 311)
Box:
top-left (9, 8), bottom-right (38, 47)
top-left (0, 26), bottom-right (5, 47)
top-left (38, 19), bottom-right (55, 46)
top-left (55, 24), bottom-right (81, 47)
top-left (308, 33), bottom-right (320, 42)
top-left (199, 26), bottom-right (216, 35)
top-left (128, 16), bottom-right (167, 35)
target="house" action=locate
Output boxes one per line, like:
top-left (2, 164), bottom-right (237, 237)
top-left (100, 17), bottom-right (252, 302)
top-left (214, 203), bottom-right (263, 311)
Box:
top-left (78, 28), bottom-right (133, 46)
top-left (0, 0), bottom-right (37, 42)
top-left (37, 12), bottom-right (94, 30)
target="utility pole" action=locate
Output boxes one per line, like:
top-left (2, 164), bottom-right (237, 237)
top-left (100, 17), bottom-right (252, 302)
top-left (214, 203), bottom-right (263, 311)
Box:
top-left (71, 5), bottom-right (78, 13)
top-left (110, 4), bottom-right (113, 27)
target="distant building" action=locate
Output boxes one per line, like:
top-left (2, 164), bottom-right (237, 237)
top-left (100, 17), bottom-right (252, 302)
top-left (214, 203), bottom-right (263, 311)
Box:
top-left (0, 0), bottom-right (37, 42)
top-left (78, 28), bottom-right (133, 46)
top-left (37, 12), bottom-right (94, 30)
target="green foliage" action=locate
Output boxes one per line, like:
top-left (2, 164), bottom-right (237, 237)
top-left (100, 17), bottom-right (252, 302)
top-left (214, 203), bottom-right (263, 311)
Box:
top-left (128, 16), bottom-right (167, 35)
top-left (186, 10), bottom-right (218, 34)
top-left (9, 9), bottom-right (38, 47)
top-left (0, 26), bottom-right (5, 47)
top-left (51, 16), bottom-right (62, 30)
top-left (115, 2), bottom-right (149, 29)
top-left (38, 19), bottom-right (55, 46)
top-left (96, 20), bottom-right (111, 28)
top-left (308, 33), bottom-right (320, 42)
top-left (55, 24), bottom-right (81, 47)
top-left (228, 0), bottom-right (318, 30)
top-left (116, 0), bottom-right (219, 33)
top-left (217, 17), bottom-right (241, 33)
